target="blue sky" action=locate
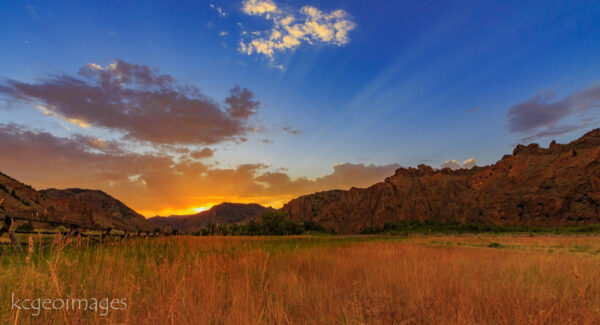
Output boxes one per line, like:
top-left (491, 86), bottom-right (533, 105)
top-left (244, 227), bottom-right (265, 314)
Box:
top-left (1, 0), bottom-right (599, 214)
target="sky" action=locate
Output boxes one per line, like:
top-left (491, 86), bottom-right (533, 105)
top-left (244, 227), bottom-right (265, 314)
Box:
top-left (0, 0), bottom-right (599, 216)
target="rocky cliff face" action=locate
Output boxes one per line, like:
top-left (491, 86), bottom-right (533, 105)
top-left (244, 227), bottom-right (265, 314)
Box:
top-left (149, 202), bottom-right (271, 232)
top-left (282, 129), bottom-right (600, 234)
top-left (0, 172), bottom-right (155, 231)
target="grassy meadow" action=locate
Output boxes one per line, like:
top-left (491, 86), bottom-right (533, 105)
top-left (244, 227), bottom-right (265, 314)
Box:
top-left (1, 234), bottom-right (600, 324)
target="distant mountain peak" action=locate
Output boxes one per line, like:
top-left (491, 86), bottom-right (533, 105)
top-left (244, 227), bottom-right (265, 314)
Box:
top-left (148, 202), bottom-right (272, 232)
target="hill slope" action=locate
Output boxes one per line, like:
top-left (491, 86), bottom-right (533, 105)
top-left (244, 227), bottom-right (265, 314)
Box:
top-left (282, 129), bottom-right (600, 234)
top-left (0, 172), bottom-right (155, 231)
top-left (149, 202), bottom-right (271, 232)
top-left (41, 188), bottom-right (155, 231)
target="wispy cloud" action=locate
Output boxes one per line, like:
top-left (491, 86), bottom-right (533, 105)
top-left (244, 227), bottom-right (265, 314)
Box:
top-left (209, 3), bottom-right (228, 17)
top-left (282, 126), bottom-right (302, 135)
top-left (238, 0), bottom-right (356, 59)
top-left (466, 107), bottom-right (480, 114)
top-left (506, 83), bottom-right (600, 141)
top-left (519, 124), bottom-right (590, 144)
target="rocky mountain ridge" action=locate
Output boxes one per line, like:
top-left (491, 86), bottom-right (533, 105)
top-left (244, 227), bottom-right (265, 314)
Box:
top-left (282, 129), bottom-right (600, 234)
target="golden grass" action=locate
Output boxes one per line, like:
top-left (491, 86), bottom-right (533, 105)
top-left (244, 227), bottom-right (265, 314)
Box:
top-left (1, 235), bottom-right (600, 324)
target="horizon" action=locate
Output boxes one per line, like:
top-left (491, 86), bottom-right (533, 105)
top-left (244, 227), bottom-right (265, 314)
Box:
top-left (1, 126), bottom-right (596, 218)
top-left (1, 0), bottom-right (599, 216)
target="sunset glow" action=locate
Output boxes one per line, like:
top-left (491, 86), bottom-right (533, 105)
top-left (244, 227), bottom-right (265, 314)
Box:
top-left (139, 205), bottom-right (217, 218)
top-left (0, 1), bottom-right (598, 217)
top-left (192, 206), bottom-right (211, 214)
top-left (1, 2), bottom-right (599, 324)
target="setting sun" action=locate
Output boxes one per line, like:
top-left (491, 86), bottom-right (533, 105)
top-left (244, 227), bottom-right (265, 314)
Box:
top-left (191, 206), bottom-right (211, 213)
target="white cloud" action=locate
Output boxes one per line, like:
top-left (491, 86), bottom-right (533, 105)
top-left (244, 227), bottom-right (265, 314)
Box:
top-left (219, 31), bottom-right (229, 36)
top-left (242, 0), bottom-right (277, 16)
top-left (441, 158), bottom-right (478, 170)
top-left (441, 160), bottom-right (461, 170)
top-left (462, 158), bottom-right (477, 169)
top-left (86, 63), bottom-right (104, 71)
top-left (239, 0), bottom-right (355, 59)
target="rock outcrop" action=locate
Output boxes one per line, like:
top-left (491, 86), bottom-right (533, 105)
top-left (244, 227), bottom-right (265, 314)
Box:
top-left (282, 129), bottom-right (600, 234)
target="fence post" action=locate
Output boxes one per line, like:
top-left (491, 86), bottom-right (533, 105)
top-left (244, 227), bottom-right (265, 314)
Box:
top-left (101, 228), bottom-right (112, 241)
top-left (60, 224), bottom-right (81, 244)
top-left (3, 218), bottom-right (21, 249)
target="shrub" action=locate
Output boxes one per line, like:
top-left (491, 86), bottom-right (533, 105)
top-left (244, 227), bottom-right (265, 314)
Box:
top-left (56, 225), bottom-right (70, 233)
top-left (15, 221), bottom-right (34, 233)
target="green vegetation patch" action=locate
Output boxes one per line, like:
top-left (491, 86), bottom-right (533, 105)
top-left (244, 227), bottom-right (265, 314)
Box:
top-left (193, 211), bottom-right (336, 236)
top-left (360, 220), bottom-right (600, 235)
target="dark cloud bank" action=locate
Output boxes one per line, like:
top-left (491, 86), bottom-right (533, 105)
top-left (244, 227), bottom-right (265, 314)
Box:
top-left (506, 83), bottom-right (600, 142)
top-left (0, 60), bottom-right (260, 145)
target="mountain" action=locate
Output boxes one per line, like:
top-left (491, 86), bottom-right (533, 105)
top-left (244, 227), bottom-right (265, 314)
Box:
top-left (282, 129), bottom-right (600, 234)
top-left (148, 202), bottom-right (271, 232)
top-left (0, 172), bottom-right (155, 231)
top-left (40, 188), bottom-right (155, 231)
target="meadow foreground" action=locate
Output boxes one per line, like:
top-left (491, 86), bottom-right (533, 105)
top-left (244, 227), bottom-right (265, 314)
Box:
top-left (2, 235), bottom-right (600, 324)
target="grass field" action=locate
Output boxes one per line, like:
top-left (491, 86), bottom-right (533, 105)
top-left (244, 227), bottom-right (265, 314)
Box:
top-left (1, 235), bottom-right (600, 324)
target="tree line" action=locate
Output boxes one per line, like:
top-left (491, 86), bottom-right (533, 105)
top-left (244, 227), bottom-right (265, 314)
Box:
top-left (193, 211), bottom-right (334, 236)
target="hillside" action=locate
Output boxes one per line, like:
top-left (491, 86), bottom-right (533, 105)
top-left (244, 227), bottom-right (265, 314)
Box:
top-left (41, 188), bottom-right (155, 231)
top-left (149, 202), bottom-right (271, 232)
top-left (282, 129), bottom-right (600, 234)
top-left (0, 172), bottom-right (155, 231)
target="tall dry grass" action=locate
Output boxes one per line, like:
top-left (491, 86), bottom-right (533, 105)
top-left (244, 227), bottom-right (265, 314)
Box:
top-left (1, 235), bottom-right (599, 324)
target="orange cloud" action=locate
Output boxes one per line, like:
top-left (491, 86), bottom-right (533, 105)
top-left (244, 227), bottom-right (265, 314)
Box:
top-left (0, 124), bottom-right (401, 216)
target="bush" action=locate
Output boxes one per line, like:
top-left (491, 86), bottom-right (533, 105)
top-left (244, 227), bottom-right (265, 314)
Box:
top-left (15, 221), bottom-right (34, 233)
top-left (57, 225), bottom-right (70, 233)
top-left (260, 211), bottom-right (304, 235)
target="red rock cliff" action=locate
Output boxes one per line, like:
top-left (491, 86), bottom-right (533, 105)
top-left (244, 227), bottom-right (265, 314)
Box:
top-left (282, 129), bottom-right (600, 234)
